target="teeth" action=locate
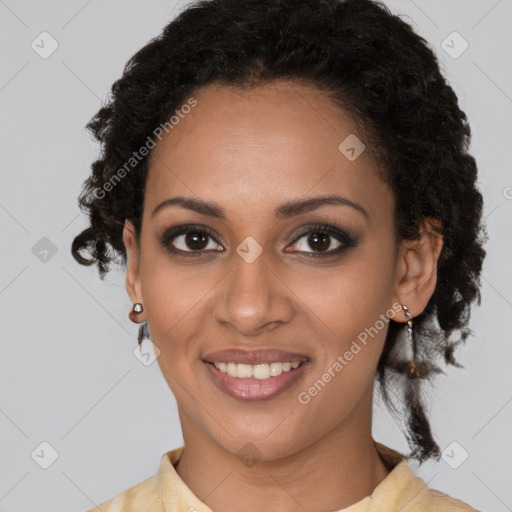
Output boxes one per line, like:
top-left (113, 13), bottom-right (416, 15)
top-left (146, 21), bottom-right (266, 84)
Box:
top-left (212, 361), bottom-right (303, 379)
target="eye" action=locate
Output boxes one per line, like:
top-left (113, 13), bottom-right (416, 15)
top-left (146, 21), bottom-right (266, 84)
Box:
top-left (286, 224), bottom-right (356, 257)
top-left (158, 224), bottom-right (223, 255)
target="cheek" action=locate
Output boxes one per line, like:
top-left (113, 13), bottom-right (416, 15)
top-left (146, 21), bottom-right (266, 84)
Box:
top-left (286, 247), bottom-right (395, 398)
top-left (289, 250), bottom-right (396, 343)
top-left (139, 256), bottom-right (207, 368)
top-left (294, 301), bottom-right (390, 434)
top-left (140, 237), bottom-right (205, 327)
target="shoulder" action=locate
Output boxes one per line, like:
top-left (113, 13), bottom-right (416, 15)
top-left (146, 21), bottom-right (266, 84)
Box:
top-left (390, 464), bottom-right (480, 511)
top-left (424, 488), bottom-right (480, 511)
top-left (86, 474), bottom-right (163, 512)
top-left (372, 443), bottom-right (480, 512)
top-left (84, 447), bottom-right (187, 512)
top-left (392, 465), bottom-right (480, 511)
top-left (378, 466), bottom-right (480, 512)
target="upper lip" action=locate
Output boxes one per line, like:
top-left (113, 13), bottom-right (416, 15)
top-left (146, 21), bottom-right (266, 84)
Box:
top-left (202, 348), bottom-right (310, 365)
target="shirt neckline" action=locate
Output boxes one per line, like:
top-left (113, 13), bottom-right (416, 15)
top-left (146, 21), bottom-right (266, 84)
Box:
top-left (155, 442), bottom-right (418, 512)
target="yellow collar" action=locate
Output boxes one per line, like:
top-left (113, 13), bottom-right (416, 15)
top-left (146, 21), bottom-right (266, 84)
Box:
top-left (153, 442), bottom-right (456, 512)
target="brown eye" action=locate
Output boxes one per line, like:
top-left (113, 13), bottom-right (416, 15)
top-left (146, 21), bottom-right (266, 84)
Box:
top-left (292, 231), bottom-right (342, 253)
top-left (286, 224), bottom-right (357, 257)
top-left (182, 231), bottom-right (210, 251)
top-left (306, 232), bottom-right (332, 252)
top-left (168, 231), bottom-right (222, 252)
top-left (159, 225), bottom-right (223, 255)
top-left (290, 230), bottom-right (342, 254)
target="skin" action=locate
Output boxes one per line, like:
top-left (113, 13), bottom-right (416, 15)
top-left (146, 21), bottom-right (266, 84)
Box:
top-left (123, 80), bottom-right (443, 512)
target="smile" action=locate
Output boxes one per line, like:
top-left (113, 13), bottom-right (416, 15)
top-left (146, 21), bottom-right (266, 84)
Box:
top-left (211, 360), bottom-right (303, 379)
top-left (204, 360), bottom-right (310, 400)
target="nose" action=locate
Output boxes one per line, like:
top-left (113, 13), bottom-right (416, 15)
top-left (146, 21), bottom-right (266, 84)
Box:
top-left (212, 251), bottom-right (295, 337)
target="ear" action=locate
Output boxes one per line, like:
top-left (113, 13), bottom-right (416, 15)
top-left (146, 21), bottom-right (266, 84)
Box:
top-left (391, 218), bottom-right (444, 320)
top-left (123, 219), bottom-right (146, 323)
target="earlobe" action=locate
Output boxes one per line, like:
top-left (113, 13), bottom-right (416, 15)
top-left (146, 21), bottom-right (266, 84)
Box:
top-left (392, 218), bottom-right (444, 320)
top-left (122, 219), bottom-right (145, 323)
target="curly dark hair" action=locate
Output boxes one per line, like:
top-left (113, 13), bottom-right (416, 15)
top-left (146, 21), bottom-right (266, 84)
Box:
top-left (71, 0), bottom-right (487, 463)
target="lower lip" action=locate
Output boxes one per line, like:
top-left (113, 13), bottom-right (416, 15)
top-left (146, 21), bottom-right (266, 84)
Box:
top-left (204, 361), bottom-right (310, 401)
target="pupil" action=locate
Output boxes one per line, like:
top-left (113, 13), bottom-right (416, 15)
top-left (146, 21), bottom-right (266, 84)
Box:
top-left (186, 232), bottom-right (208, 250)
top-left (308, 233), bottom-right (329, 252)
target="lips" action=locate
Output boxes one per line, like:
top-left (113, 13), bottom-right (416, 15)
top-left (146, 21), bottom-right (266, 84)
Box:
top-left (202, 348), bottom-right (310, 365)
top-left (204, 358), bottom-right (311, 400)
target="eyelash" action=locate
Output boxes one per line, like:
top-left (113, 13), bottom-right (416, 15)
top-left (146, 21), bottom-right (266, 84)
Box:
top-left (158, 223), bottom-right (358, 259)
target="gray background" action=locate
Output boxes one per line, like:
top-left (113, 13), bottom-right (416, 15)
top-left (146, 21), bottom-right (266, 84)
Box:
top-left (0, 1), bottom-right (510, 511)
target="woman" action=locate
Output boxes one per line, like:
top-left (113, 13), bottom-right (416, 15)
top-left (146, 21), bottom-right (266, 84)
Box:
top-left (72, 0), bottom-right (486, 510)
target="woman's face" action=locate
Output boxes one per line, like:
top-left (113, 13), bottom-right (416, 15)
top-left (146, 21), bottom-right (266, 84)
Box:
top-left (124, 80), bottom-right (408, 461)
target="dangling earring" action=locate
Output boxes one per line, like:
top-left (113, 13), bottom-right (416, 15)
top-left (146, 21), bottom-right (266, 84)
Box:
top-left (137, 322), bottom-right (151, 345)
top-left (402, 304), bottom-right (420, 378)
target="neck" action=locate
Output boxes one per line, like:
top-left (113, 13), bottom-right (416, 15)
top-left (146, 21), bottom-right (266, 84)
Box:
top-left (174, 398), bottom-right (391, 512)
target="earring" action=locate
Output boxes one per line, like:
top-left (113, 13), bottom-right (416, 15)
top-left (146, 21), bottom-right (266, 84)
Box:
top-left (129, 303), bottom-right (149, 344)
top-left (402, 304), bottom-right (420, 378)
top-left (138, 322), bottom-right (151, 345)
top-left (129, 302), bottom-right (145, 324)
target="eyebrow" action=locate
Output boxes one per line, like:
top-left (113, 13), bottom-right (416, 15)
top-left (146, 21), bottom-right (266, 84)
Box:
top-left (151, 194), bottom-right (368, 220)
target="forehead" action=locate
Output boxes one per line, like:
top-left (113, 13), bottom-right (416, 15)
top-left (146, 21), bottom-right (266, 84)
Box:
top-left (145, 80), bottom-right (391, 223)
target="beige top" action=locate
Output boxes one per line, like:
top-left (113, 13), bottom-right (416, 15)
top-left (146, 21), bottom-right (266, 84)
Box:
top-left (87, 442), bottom-right (479, 511)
